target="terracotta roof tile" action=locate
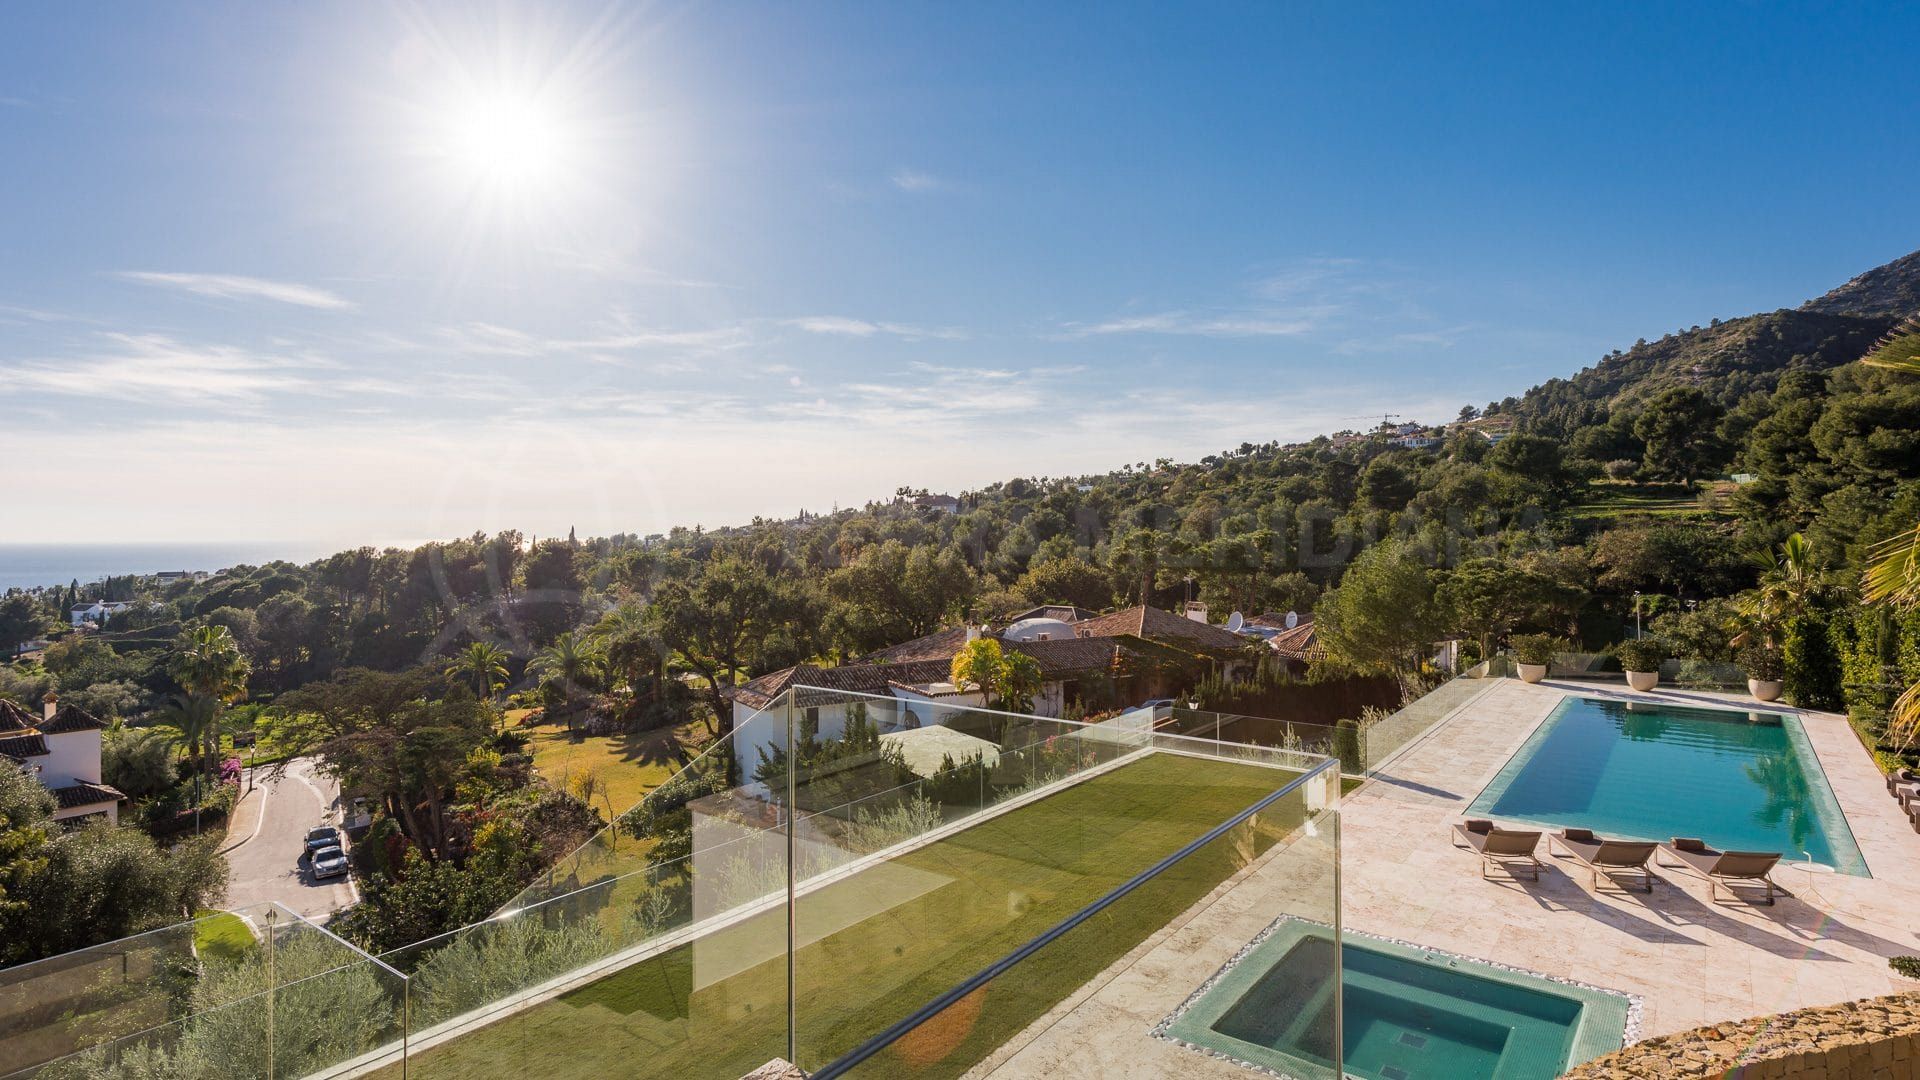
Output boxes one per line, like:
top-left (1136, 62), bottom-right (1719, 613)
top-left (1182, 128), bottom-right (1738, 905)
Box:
top-left (0, 734), bottom-right (50, 759)
top-left (51, 782), bottom-right (124, 809)
top-left (38, 705), bottom-right (108, 735)
top-left (0, 700), bottom-right (34, 734)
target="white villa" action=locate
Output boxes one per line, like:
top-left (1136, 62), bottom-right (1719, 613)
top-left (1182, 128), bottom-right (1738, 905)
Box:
top-left (0, 694), bottom-right (123, 824)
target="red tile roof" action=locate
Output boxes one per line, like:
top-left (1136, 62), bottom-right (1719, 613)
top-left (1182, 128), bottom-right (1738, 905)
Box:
top-left (38, 705), bottom-right (108, 735)
top-left (1071, 605), bottom-right (1254, 657)
top-left (51, 781), bottom-right (124, 810)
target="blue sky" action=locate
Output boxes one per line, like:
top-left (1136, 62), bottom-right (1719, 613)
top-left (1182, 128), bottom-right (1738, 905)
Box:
top-left (2, 3), bottom-right (1916, 545)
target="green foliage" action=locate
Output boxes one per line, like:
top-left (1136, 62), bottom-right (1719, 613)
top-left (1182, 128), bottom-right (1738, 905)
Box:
top-left (1892, 956), bottom-right (1920, 980)
top-left (1511, 634), bottom-right (1565, 666)
top-left (1782, 614), bottom-right (1845, 710)
top-left (1634, 385), bottom-right (1728, 483)
top-left (0, 782), bottom-right (227, 964)
top-left (1613, 637), bottom-right (1668, 672)
top-left (1737, 643), bottom-right (1784, 681)
top-left (334, 848), bottom-right (522, 954)
top-left (102, 726), bottom-right (180, 800)
top-left (1313, 539), bottom-right (1438, 673)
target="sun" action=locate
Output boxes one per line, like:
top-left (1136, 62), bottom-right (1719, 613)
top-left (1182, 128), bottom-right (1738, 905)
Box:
top-left (439, 89), bottom-right (574, 192)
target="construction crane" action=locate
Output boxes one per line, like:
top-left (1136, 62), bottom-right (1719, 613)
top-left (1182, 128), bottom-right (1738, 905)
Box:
top-left (1341, 412), bottom-right (1403, 429)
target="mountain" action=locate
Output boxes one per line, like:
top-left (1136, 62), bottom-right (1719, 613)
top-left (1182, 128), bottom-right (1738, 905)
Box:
top-left (1801, 248), bottom-right (1920, 319)
top-left (1492, 247), bottom-right (1920, 432)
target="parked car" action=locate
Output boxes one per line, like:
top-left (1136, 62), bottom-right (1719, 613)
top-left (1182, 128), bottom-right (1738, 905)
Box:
top-left (303, 825), bottom-right (340, 856)
top-left (310, 845), bottom-right (350, 879)
top-left (1140, 699), bottom-right (1176, 709)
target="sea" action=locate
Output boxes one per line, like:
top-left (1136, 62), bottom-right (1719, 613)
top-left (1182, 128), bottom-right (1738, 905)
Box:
top-left (0, 542), bottom-right (341, 592)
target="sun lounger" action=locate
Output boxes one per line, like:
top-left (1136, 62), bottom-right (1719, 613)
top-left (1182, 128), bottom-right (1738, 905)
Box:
top-left (1451, 819), bottom-right (1544, 881)
top-left (1888, 768), bottom-right (1919, 796)
top-left (1548, 829), bottom-right (1659, 893)
top-left (1657, 838), bottom-right (1785, 905)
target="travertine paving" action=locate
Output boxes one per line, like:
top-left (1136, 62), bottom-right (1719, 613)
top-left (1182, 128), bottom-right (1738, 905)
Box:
top-left (979, 679), bottom-right (1920, 1079)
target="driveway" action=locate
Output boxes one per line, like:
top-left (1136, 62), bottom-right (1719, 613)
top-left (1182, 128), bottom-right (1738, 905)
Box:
top-left (222, 756), bottom-right (357, 921)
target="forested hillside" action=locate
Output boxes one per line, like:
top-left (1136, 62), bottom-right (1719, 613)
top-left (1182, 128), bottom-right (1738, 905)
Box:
top-left (4, 246), bottom-right (1920, 960)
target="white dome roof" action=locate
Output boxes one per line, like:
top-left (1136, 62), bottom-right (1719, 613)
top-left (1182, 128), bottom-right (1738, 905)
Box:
top-left (1001, 617), bottom-right (1079, 642)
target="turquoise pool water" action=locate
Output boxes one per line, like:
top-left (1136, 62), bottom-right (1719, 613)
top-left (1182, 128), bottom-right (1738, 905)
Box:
top-left (1468, 695), bottom-right (1867, 875)
top-left (1162, 922), bottom-right (1628, 1080)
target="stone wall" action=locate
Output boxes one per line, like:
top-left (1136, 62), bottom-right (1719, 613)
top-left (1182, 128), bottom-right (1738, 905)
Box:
top-left (1564, 991), bottom-right (1920, 1078)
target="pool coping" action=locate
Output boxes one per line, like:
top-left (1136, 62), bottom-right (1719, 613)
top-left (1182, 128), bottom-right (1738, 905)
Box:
top-left (1461, 693), bottom-right (1871, 877)
top-left (1150, 917), bottom-right (1640, 1080)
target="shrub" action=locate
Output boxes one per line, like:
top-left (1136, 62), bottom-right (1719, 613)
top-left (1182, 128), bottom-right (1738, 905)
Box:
top-left (1511, 634), bottom-right (1565, 666)
top-left (1893, 956), bottom-right (1920, 980)
top-left (1783, 614), bottom-right (1844, 711)
top-left (1738, 644), bottom-right (1785, 682)
top-left (1613, 638), bottom-right (1667, 673)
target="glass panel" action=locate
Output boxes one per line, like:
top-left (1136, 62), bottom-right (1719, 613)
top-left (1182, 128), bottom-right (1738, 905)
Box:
top-left (1, 906), bottom-right (408, 1080)
top-left (786, 686), bottom-right (1332, 1074)
top-left (824, 757), bottom-right (1340, 1080)
top-left (387, 691), bottom-right (794, 1080)
top-left (1361, 660), bottom-right (1509, 771)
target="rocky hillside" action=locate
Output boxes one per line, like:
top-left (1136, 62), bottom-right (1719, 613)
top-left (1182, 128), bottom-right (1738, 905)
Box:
top-left (1491, 247), bottom-right (1919, 433)
top-left (1802, 248), bottom-right (1920, 318)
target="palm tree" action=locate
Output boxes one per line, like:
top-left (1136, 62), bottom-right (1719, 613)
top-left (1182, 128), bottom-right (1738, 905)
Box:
top-left (158, 692), bottom-right (221, 829)
top-left (529, 631), bottom-right (603, 735)
top-left (168, 625), bottom-right (250, 780)
top-left (1860, 319), bottom-right (1920, 746)
top-left (590, 603), bottom-right (666, 708)
top-left (446, 641), bottom-right (510, 701)
top-left (1742, 533), bottom-right (1826, 642)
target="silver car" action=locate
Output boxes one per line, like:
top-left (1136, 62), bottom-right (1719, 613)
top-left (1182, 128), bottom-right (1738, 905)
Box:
top-left (311, 845), bottom-right (350, 880)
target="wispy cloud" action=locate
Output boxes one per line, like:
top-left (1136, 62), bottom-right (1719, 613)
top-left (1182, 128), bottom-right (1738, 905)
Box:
top-left (0, 333), bottom-right (342, 407)
top-left (1062, 311), bottom-right (1325, 338)
top-left (787, 315), bottom-right (966, 341)
top-left (889, 168), bottom-right (942, 192)
top-left (117, 272), bottom-right (356, 310)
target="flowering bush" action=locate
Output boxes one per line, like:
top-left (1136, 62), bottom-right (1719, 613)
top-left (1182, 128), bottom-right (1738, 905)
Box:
top-left (218, 757), bottom-right (243, 785)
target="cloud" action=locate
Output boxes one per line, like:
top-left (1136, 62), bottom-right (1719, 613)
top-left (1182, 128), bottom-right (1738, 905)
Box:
top-left (889, 169), bottom-right (942, 192)
top-left (1060, 311), bottom-right (1325, 339)
top-left (0, 333), bottom-right (341, 407)
top-left (786, 316), bottom-right (967, 342)
top-left (117, 272), bottom-right (356, 310)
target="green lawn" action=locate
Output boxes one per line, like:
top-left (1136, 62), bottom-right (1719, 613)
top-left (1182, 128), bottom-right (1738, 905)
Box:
top-left (1569, 481), bottom-right (1727, 524)
top-left (192, 910), bottom-right (256, 964)
top-left (390, 753), bottom-right (1311, 1080)
top-left (526, 722), bottom-right (688, 817)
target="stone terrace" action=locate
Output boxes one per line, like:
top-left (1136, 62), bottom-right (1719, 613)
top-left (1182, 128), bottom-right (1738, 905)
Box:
top-left (976, 678), bottom-right (1920, 1079)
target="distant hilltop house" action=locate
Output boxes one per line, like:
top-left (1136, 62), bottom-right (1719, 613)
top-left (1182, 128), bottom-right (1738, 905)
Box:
top-left (912, 493), bottom-right (961, 513)
top-left (151, 570), bottom-right (210, 585)
top-left (68, 599), bottom-right (135, 628)
top-left (1392, 433), bottom-right (1441, 450)
top-left (0, 695), bottom-right (124, 825)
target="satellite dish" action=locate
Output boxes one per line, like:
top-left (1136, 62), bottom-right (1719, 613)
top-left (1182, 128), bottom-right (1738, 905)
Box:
top-left (1226, 611), bottom-right (1245, 633)
top-left (1284, 611), bottom-right (1300, 630)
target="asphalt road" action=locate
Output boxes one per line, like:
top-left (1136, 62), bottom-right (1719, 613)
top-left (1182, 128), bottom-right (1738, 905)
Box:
top-left (222, 756), bottom-right (357, 922)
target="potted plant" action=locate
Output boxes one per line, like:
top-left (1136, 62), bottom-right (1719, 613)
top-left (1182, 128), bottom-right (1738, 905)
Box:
top-left (1739, 643), bottom-right (1785, 703)
top-left (1511, 634), bottom-right (1563, 684)
top-left (1614, 638), bottom-right (1667, 692)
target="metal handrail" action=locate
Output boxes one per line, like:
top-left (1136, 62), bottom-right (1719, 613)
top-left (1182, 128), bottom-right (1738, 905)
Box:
top-left (809, 755), bottom-right (1338, 1079)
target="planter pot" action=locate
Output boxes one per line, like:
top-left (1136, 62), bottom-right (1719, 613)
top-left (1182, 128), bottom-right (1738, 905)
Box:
top-left (1625, 670), bottom-right (1660, 692)
top-left (1517, 663), bottom-right (1548, 684)
top-left (1748, 678), bottom-right (1784, 703)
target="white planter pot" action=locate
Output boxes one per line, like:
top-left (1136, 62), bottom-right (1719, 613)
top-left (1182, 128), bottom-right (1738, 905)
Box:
top-left (1517, 663), bottom-right (1548, 684)
top-left (1748, 678), bottom-right (1784, 703)
top-left (1625, 670), bottom-right (1660, 692)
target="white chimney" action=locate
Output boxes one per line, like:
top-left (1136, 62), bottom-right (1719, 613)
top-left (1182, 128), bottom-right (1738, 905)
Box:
top-left (1184, 601), bottom-right (1209, 623)
top-left (966, 625), bottom-right (982, 642)
top-left (42, 691), bottom-right (58, 723)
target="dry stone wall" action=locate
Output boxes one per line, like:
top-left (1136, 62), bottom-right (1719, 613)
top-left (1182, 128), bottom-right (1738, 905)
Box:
top-left (1564, 991), bottom-right (1920, 1078)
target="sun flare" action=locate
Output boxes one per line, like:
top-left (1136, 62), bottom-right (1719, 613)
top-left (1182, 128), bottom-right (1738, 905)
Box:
top-left (439, 89), bottom-right (573, 190)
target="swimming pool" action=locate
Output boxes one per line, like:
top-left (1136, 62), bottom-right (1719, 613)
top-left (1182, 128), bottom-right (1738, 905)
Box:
top-left (1158, 920), bottom-right (1631, 1080)
top-left (1467, 695), bottom-right (1867, 875)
